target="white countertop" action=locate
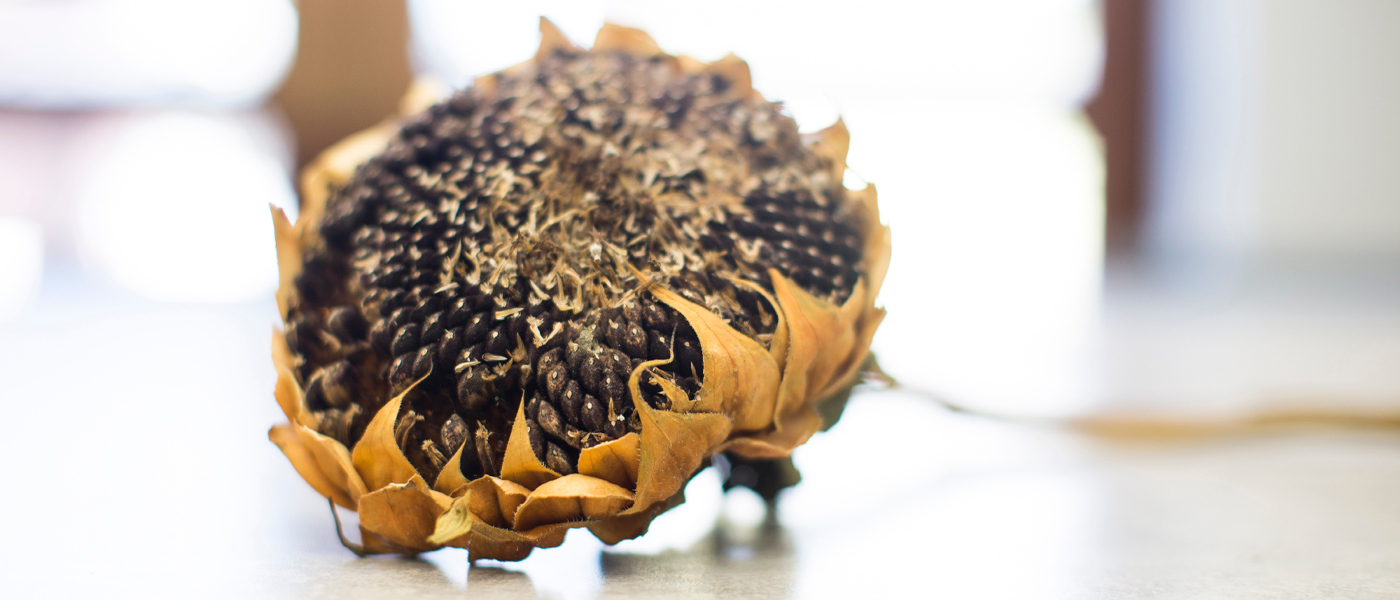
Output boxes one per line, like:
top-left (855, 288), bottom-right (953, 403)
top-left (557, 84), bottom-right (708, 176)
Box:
top-left (2, 270), bottom-right (1398, 599)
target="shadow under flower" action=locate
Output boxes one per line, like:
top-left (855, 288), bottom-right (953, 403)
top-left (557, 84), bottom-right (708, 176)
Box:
top-left (599, 503), bottom-right (798, 599)
top-left (465, 564), bottom-right (541, 598)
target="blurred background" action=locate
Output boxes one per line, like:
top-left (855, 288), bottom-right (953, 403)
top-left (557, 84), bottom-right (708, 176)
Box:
top-left (1, 1), bottom-right (1397, 598)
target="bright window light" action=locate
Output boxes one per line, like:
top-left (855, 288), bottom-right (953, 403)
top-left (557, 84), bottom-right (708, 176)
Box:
top-left (861, 104), bottom-right (1104, 417)
top-left (411, 0), bottom-right (1101, 106)
top-left (0, 0), bottom-right (298, 108)
top-left (0, 217), bottom-right (43, 324)
top-left (76, 111), bottom-right (296, 303)
top-left (410, 0), bottom-right (607, 87)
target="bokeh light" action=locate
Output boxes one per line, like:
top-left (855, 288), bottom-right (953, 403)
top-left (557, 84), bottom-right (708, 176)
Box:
top-left (0, 0), bottom-right (298, 109)
top-left (75, 112), bottom-right (296, 303)
top-left (0, 217), bottom-right (43, 324)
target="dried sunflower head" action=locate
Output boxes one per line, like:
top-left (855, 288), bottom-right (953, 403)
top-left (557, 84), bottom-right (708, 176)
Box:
top-left (269, 19), bottom-right (890, 560)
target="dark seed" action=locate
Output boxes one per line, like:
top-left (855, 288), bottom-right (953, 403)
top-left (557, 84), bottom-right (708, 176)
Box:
top-left (437, 327), bottom-right (464, 368)
top-left (412, 344), bottom-right (435, 378)
top-left (559, 379), bottom-right (582, 425)
top-left (676, 337), bottom-right (702, 378)
top-left (463, 315), bottom-right (490, 344)
top-left (287, 320), bottom-right (318, 357)
top-left (565, 341), bottom-right (586, 372)
top-left (327, 307), bottom-right (368, 341)
top-left (507, 314), bottom-right (529, 340)
top-left (563, 424), bottom-right (586, 449)
top-left (603, 349), bottom-right (632, 380)
top-left (304, 373), bottom-right (328, 410)
top-left (527, 418), bottom-right (546, 462)
top-left (391, 323), bottom-right (421, 356)
top-left (537, 348), bottom-right (563, 387)
top-left (544, 363), bottom-right (569, 403)
top-left (545, 443), bottom-right (574, 474)
top-left (317, 406), bottom-right (358, 443)
top-left (526, 395), bottom-right (542, 420)
top-left (382, 287), bottom-right (406, 309)
top-left (389, 354), bottom-right (414, 390)
top-left (623, 301), bottom-right (642, 326)
top-left (580, 353), bottom-right (603, 394)
top-left (600, 370), bottom-right (624, 408)
top-left (369, 319), bottom-right (392, 351)
top-left (441, 414), bottom-right (468, 456)
top-left (581, 394), bottom-right (605, 431)
top-left (538, 346), bottom-right (562, 370)
top-left (641, 300), bottom-right (671, 329)
top-left (485, 328), bottom-right (511, 355)
top-left (641, 385), bottom-right (667, 410)
top-left (603, 413), bottom-right (626, 439)
top-left (388, 306), bottom-right (413, 332)
top-left (679, 376), bottom-right (701, 397)
top-left (537, 400), bottom-right (567, 440)
top-left (648, 330), bottom-right (671, 361)
top-left (459, 342), bottom-right (483, 364)
top-left (604, 316), bottom-right (626, 348)
top-left (321, 361), bottom-right (354, 409)
top-left (445, 297), bottom-right (471, 327)
top-left (623, 322), bottom-right (648, 359)
top-left (412, 291), bottom-right (442, 320)
top-left (422, 311), bottom-right (446, 342)
top-left (456, 371), bottom-right (493, 412)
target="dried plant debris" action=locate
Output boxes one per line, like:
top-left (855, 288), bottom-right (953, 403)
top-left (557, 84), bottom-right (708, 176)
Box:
top-left (269, 19), bottom-right (890, 561)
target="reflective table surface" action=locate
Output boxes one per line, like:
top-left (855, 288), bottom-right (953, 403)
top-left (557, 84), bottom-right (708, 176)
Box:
top-left (2, 274), bottom-right (1399, 599)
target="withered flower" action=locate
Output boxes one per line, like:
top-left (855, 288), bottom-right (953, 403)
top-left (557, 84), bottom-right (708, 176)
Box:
top-left (269, 19), bottom-right (890, 560)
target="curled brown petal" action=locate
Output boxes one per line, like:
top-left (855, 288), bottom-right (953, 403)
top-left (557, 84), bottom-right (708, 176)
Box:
top-left (432, 435), bottom-right (470, 495)
top-left (351, 390), bottom-right (422, 491)
top-left (588, 480), bottom-right (689, 545)
top-left (649, 287), bottom-right (780, 430)
top-left (722, 275), bottom-right (790, 370)
top-left (456, 476), bottom-right (530, 530)
top-left (533, 16), bottom-right (578, 63)
top-left (513, 474), bottom-right (634, 532)
top-left (357, 475), bottom-right (451, 553)
top-left (271, 205), bottom-right (301, 320)
top-left (466, 520), bottom-right (566, 562)
top-left (427, 492), bottom-right (473, 547)
top-left (813, 291), bottom-right (886, 403)
top-left (592, 23), bottom-right (662, 56)
top-left (854, 184), bottom-right (892, 297)
top-left (770, 271), bottom-right (859, 408)
top-left (703, 54), bottom-right (754, 98)
top-left (808, 118), bottom-right (851, 182)
top-left (807, 184), bottom-right (892, 404)
top-left (272, 363), bottom-right (306, 428)
top-left (500, 398), bottom-right (560, 490)
top-left (577, 433), bottom-right (640, 489)
top-left (626, 384), bottom-right (731, 515)
top-left (269, 423), bottom-right (367, 510)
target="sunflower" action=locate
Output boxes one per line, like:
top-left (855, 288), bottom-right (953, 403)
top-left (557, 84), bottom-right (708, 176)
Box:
top-left (269, 18), bottom-right (889, 560)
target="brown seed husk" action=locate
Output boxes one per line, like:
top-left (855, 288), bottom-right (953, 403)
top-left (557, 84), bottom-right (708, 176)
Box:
top-left (268, 18), bottom-right (890, 560)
